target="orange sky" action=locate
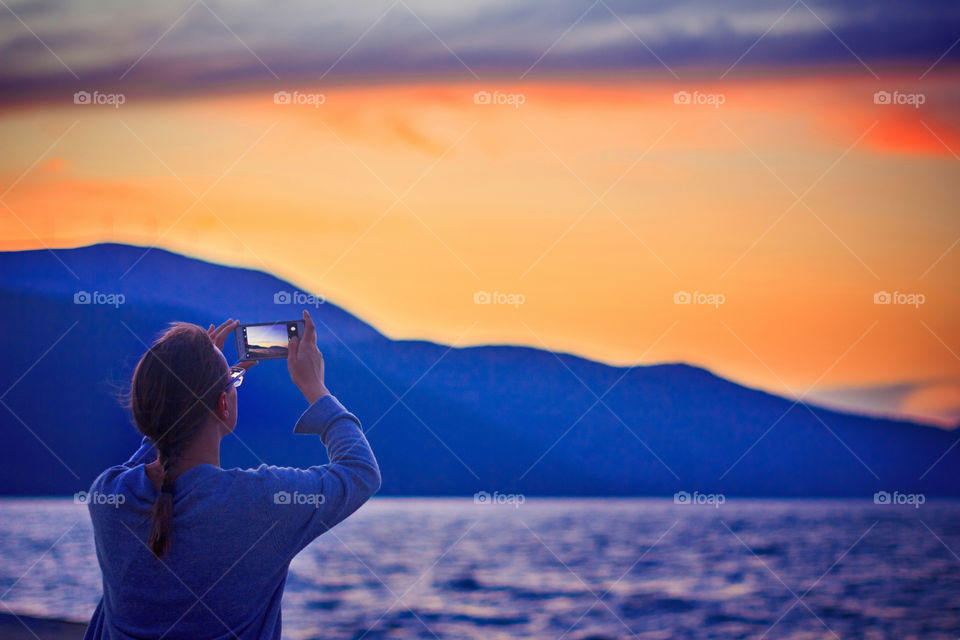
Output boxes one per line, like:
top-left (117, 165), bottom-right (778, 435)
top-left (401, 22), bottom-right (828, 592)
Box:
top-left (1, 72), bottom-right (958, 426)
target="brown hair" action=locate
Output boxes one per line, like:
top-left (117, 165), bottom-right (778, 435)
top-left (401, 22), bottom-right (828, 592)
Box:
top-left (130, 323), bottom-right (230, 557)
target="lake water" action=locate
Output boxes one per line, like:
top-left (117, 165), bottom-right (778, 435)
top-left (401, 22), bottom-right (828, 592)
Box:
top-left (0, 498), bottom-right (958, 639)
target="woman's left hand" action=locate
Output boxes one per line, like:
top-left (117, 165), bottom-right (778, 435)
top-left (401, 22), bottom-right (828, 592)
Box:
top-left (207, 319), bottom-right (240, 351)
top-left (209, 319), bottom-right (257, 372)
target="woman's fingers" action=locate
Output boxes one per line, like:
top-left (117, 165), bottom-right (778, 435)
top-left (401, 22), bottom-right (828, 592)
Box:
top-left (302, 310), bottom-right (317, 345)
top-left (208, 319), bottom-right (238, 350)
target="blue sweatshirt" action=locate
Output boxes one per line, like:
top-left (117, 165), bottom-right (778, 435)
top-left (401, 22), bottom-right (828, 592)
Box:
top-left (83, 394), bottom-right (381, 640)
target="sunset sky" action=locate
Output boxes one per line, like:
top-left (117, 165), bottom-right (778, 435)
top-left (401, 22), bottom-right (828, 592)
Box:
top-left (1, 0), bottom-right (959, 426)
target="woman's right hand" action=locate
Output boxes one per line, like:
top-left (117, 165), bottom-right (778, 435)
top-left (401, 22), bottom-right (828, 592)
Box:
top-left (288, 310), bottom-right (330, 404)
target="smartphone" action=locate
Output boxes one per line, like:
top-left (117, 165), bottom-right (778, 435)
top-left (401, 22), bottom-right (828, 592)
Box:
top-left (235, 320), bottom-right (304, 360)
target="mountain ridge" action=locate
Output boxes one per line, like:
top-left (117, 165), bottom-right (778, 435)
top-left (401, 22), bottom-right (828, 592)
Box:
top-left (7, 242), bottom-right (953, 431)
top-left (1, 243), bottom-right (956, 496)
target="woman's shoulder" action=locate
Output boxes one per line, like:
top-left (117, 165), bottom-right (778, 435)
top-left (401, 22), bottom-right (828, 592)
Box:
top-left (84, 463), bottom-right (154, 511)
top-left (183, 465), bottom-right (314, 519)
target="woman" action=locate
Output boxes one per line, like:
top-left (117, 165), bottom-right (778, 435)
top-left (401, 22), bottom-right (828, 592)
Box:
top-left (83, 310), bottom-right (381, 639)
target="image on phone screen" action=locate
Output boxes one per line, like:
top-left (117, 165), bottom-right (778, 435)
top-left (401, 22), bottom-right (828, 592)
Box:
top-left (237, 321), bottom-right (302, 360)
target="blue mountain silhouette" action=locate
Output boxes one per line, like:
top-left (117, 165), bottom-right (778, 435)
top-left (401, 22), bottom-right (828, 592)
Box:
top-left (0, 244), bottom-right (956, 496)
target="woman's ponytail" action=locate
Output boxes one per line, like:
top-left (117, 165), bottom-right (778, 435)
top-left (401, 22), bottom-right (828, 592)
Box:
top-left (148, 449), bottom-right (179, 557)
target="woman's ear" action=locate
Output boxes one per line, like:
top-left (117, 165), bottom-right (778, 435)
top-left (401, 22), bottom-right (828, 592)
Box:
top-left (217, 391), bottom-right (230, 420)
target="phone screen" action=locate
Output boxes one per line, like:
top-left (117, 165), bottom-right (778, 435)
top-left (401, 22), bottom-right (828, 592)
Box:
top-left (238, 321), bottom-right (301, 360)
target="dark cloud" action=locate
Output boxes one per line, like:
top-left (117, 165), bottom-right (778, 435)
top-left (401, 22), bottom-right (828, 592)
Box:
top-left (1, 0), bottom-right (958, 102)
